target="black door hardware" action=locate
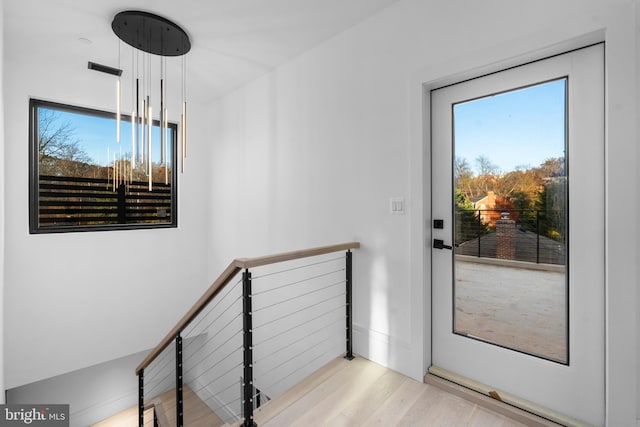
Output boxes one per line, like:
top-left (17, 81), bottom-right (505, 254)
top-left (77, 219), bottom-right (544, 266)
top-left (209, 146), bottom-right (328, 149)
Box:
top-left (433, 239), bottom-right (452, 250)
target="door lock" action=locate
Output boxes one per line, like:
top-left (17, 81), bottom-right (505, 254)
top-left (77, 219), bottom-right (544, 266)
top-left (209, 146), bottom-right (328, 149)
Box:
top-left (433, 239), bottom-right (453, 250)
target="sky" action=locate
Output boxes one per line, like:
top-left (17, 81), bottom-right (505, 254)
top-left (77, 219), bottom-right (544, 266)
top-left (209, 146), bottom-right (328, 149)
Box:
top-left (453, 78), bottom-right (566, 174)
top-left (43, 108), bottom-right (172, 167)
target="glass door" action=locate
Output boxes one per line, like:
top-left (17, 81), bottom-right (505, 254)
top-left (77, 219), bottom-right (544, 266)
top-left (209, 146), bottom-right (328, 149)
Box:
top-left (431, 44), bottom-right (604, 426)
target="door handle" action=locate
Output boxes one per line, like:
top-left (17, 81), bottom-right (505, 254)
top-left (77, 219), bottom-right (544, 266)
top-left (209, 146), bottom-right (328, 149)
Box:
top-left (433, 239), bottom-right (453, 250)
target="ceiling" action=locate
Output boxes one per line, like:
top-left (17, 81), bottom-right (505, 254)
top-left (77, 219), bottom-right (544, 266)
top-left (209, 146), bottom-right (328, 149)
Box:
top-left (4, 0), bottom-right (400, 103)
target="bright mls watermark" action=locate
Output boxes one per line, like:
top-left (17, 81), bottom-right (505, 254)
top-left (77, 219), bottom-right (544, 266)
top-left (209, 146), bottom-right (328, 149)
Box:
top-left (0, 405), bottom-right (69, 426)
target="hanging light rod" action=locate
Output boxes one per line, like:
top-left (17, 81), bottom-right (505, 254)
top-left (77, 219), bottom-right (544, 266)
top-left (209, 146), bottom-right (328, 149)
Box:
top-left (111, 10), bottom-right (191, 56)
top-left (108, 9), bottom-right (191, 192)
top-left (88, 61), bottom-right (123, 76)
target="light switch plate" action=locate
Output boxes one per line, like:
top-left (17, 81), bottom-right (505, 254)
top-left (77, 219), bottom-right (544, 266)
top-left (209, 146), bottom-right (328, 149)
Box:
top-left (390, 197), bottom-right (405, 215)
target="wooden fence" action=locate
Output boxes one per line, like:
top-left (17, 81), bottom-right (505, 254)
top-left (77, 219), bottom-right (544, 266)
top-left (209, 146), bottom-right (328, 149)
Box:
top-left (38, 175), bottom-right (172, 227)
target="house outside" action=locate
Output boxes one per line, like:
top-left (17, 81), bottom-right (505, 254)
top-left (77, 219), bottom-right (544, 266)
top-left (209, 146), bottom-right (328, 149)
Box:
top-left (471, 191), bottom-right (497, 224)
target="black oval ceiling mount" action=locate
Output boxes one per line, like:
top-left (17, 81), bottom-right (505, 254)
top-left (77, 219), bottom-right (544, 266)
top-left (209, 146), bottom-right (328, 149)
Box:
top-left (111, 10), bottom-right (191, 57)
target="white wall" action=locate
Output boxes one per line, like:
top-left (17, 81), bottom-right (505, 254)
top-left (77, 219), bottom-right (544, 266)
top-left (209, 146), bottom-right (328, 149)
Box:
top-left (0, 0), bottom-right (5, 404)
top-left (3, 17), bottom-right (212, 388)
top-left (209, 0), bottom-right (638, 424)
top-left (7, 349), bottom-right (147, 427)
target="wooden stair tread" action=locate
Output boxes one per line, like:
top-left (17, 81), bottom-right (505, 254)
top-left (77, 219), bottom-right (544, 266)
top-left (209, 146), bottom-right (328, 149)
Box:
top-left (91, 385), bottom-right (224, 427)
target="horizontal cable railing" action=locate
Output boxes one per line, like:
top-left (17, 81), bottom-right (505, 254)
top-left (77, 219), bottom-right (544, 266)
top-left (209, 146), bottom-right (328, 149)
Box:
top-left (251, 254), bottom-right (348, 402)
top-left (181, 277), bottom-right (244, 425)
top-left (136, 242), bottom-right (360, 427)
top-left (455, 208), bottom-right (565, 265)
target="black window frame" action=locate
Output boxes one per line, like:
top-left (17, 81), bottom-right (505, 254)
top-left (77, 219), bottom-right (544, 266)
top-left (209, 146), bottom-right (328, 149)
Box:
top-left (29, 98), bottom-right (178, 233)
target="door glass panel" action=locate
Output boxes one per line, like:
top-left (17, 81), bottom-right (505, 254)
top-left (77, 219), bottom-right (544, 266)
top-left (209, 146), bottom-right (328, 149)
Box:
top-left (453, 79), bottom-right (568, 363)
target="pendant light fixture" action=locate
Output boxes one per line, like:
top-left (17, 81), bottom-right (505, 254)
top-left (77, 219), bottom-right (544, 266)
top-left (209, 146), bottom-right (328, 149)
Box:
top-left (111, 10), bottom-right (191, 191)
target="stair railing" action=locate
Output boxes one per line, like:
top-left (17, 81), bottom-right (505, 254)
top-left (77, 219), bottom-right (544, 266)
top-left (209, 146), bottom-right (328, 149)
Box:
top-left (135, 242), bottom-right (360, 427)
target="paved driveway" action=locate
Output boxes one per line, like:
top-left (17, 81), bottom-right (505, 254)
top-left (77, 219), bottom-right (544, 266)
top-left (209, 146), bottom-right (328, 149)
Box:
top-left (454, 259), bottom-right (567, 363)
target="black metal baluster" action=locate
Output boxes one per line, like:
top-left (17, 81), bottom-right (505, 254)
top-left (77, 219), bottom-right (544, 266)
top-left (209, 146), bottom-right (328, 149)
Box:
top-left (176, 334), bottom-right (183, 427)
top-left (138, 370), bottom-right (144, 427)
top-left (242, 270), bottom-right (257, 426)
top-left (536, 209), bottom-right (540, 264)
top-left (477, 211), bottom-right (482, 258)
top-left (345, 250), bottom-right (354, 360)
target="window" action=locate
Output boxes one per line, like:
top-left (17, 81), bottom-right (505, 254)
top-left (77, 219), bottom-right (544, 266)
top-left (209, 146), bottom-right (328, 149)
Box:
top-left (29, 99), bottom-right (177, 233)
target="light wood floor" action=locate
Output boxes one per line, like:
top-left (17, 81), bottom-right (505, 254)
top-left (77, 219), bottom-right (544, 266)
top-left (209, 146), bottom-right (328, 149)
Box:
top-left (95, 356), bottom-right (561, 427)
top-left (229, 356), bottom-right (560, 427)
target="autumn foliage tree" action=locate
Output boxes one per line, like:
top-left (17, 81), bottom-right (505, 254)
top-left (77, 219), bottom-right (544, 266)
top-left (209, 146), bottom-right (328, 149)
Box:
top-left (454, 155), bottom-right (566, 242)
top-left (455, 156), bottom-right (564, 211)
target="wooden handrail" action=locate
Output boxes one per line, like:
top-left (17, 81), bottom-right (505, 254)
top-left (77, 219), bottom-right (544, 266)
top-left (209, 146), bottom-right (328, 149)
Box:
top-left (135, 241), bottom-right (360, 374)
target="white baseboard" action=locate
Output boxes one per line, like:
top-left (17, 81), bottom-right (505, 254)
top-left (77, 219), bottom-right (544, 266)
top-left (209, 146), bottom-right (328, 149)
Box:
top-left (352, 323), bottom-right (422, 381)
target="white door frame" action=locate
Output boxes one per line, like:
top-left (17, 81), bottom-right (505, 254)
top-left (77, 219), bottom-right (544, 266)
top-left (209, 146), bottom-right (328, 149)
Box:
top-left (430, 44), bottom-right (604, 425)
top-left (409, 28), bottom-right (638, 425)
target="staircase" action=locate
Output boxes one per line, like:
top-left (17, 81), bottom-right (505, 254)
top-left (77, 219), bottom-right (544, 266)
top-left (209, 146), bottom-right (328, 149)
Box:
top-left (91, 406), bottom-right (155, 427)
top-left (95, 242), bottom-right (566, 426)
top-left (92, 386), bottom-right (224, 427)
top-left (134, 242), bottom-right (359, 426)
